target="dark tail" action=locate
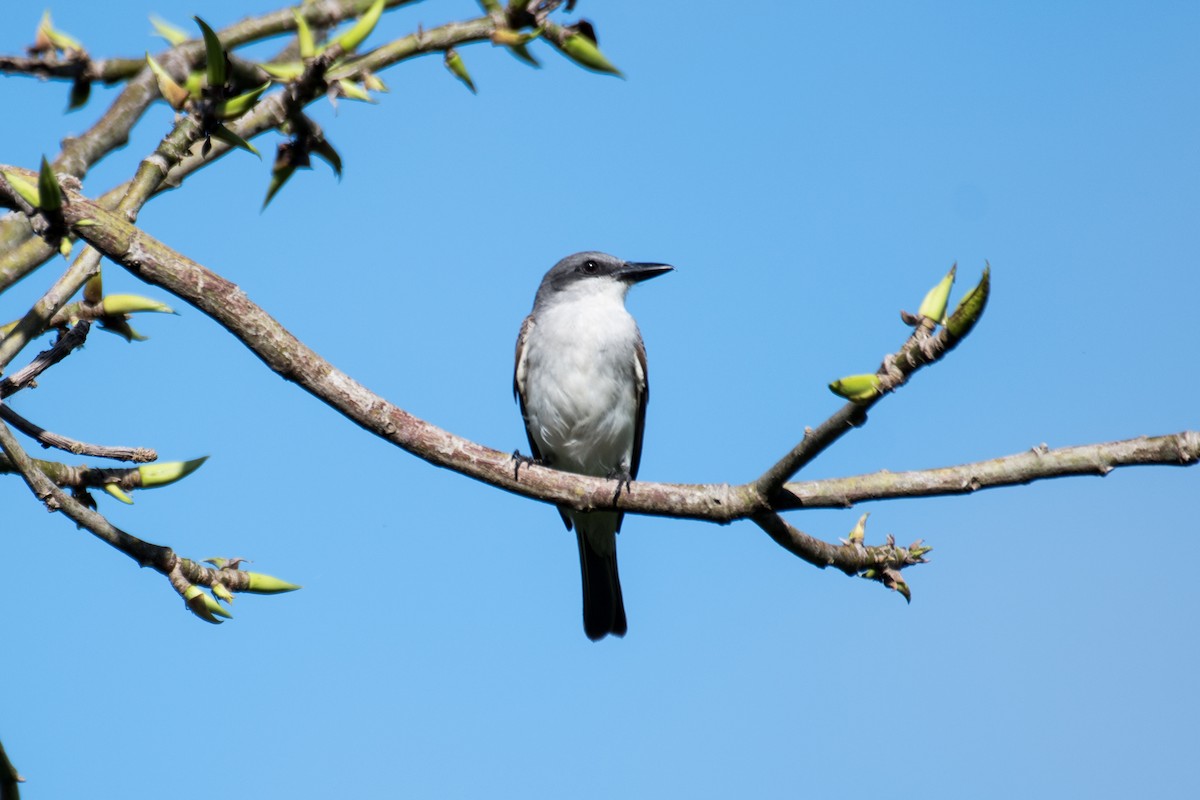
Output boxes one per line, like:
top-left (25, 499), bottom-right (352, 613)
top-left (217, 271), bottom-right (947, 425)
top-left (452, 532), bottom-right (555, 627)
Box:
top-left (577, 529), bottom-right (627, 641)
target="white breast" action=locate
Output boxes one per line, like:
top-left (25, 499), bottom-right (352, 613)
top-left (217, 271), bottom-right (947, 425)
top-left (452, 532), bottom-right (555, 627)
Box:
top-left (520, 279), bottom-right (643, 477)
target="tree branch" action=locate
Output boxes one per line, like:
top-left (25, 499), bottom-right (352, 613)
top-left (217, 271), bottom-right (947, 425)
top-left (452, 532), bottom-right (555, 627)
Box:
top-left (158, 16), bottom-right (500, 176)
top-left (0, 321), bottom-right (90, 397)
top-left (0, 88), bottom-right (205, 372)
top-left (2, 179), bottom-right (1184, 531)
top-left (0, 0), bottom-right (424, 249)
top-left (0, 407), bottom-right (156, 462)
top-left (0, 7), bottom-right (509, 292)
top-left (752, 510), bottom-right (930, 598)
top-left (755, 269), bottom-right (989, 496)
top-left (0, 410), bottom-right (290, 621)
top-left (0, 412), bottom-right (167, 563)
top-left (777, 432), bottom-right (1200, 509)
top-left (0, 53), bottom-right (143, 83)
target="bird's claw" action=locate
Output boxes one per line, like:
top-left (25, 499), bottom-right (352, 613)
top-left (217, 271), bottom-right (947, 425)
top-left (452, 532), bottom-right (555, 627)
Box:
top-left (607, 467), bottom-right (634, 503)
top-left (511, 450), bottom-right (544, 480)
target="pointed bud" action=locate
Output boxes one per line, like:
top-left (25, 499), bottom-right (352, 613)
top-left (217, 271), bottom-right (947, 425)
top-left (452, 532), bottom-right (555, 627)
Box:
top-left (193, 16), bottom-right (227, 89)
top-left (138, 457), bottom-right (208, 489)
top-left (311, 139), bottom-right (342, 177)
top-left (491, 27), bottom-right (542, 47)
top-left (218, 82), bottom-right (271, 120)
top-left (244, 572), bottom-right (302, 594)
top-left (492, 27), bottom-right (543, 67)
top-left (150, 15), bottom-right (189, 46)
top-left (58, 237), bottom-right (73, 259)
top-left (507, 41), bottom-right (540, 66)
top-left (210, 124), bottom-right (261, 157)
top-left (146, 54), bottom-right (190, 109)
top-left (204, 557), bottom-right (228, 568)
top-left (292, 9), bottom-right (316, 59)
top-left (184, 71), bottom-right (205, 99)
top-left (211, 582), bottom-right (235, 604)
top-left (880, 567), bottom-right (912, 603)
top-left (262, 163), bottom-right (297, 209)
top-left (945, 264), bottom-right (990, 341)
top-left (97, 318), bottom-right (148, 342)
top-left (84, 271), bottom-right (103, 304)
top-left (38, 11), bottom-right (85, 54)
top-left (262, 61), bottom-right (306, 81)
top-left (828, 373), bottom-right (882, 402)
top-left (184, 585), bottom-right (222, 623)
top-left (101, 294), bottom-right (176, 315)
top-left (102, 483), bottom-right (134, 504)
top-left (444, 49), bottom-right (477, 93)
top-left (917, 264), bottom-right (956, 323)
top-left (361, 73), bottom-right (388, 93)
top-left (200, 590), bottom-right (232, 619)
top-left (847, 512), bottom-right (869, 545)
top-left (3, 171), bottom-right (42, 208)
top-left (32, 11), bottom-right (54, 54)
top-left (68, 76), bottom-right (91, 110)
top-left (37, 157), bottom-right (63, 212)
top-left (548, 23), bottom-right (623, 76)
top-left (333, 0), bottom-right (385, 54)
top-left (335, 79), bottom-right (374, 103)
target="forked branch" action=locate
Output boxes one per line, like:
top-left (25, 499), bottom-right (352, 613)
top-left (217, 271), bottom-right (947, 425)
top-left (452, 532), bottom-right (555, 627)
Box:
top-left (2, 176), bottom-right (1189, 531)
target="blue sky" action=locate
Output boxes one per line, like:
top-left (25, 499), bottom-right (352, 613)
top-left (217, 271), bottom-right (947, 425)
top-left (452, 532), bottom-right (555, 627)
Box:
top-left (3, 1), bottom-right (1198, 797)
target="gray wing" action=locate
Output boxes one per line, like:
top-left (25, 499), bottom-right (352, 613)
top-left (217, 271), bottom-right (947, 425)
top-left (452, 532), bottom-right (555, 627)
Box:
top-left (629, 333), bottom-right (650, 481)
top-left (612, 334), bottom-right (650, 535)
top-left (514, 314), bottom-right (573, 531)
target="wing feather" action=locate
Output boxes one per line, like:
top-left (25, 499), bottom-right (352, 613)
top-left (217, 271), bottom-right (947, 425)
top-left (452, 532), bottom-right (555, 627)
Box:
top-left (514, 314), bottom-right (573, 531)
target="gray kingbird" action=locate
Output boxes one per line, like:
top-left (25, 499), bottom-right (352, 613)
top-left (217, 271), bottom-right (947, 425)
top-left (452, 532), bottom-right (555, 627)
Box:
top-left (514, 251), bottom-right (673, 640)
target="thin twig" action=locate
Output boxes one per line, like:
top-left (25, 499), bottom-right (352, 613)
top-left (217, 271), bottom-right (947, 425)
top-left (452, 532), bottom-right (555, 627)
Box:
top-left (0, 96), bottom-right (204, 372)
top-left (0, 54), bottom-right (143, 83)
top-left (0, 413), bottom-right (164, 561)
top-left (0, 406), bottom-right (156, 461)
top-left (0, 249), bottom-right (102, 372)
top-left (0, 409), bottom-right (268, 622)
top-left (0, 0), bottom-right (424, 249)
top-left (17, 185), bottom-right (1176, 528)
top-left (2, 186), bottom-right (1196, 534)
top-left (0, 410), bottom-right (280, 610)
top-left (161, 16), bottom-right (499, 175)
top-left (0, 320), bottom-right (90, 397)
top-left (754, 276), bottom-right (989, 497)
top-left (0, 9), bottom-right (501, 293)
top-left (751, 510), bottom-right (929, 588)
top-left (777, 432), bottom-right (1200, 509)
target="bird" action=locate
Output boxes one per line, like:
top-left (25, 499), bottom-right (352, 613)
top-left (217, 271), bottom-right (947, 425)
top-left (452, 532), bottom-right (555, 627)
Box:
top-left (514, 251), bottom-right (673, 640)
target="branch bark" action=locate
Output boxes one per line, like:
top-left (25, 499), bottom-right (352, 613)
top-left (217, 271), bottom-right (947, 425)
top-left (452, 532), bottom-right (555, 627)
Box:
top-left (777, 432), bottom-right (1200, 508)
top-left (2, 176), bottom-right (1190, 533)
top-left (0, 9), bottom-right (506, 295)
top-left (1, 0), bottom-right (1194, 615)
top-left (0, 0), bottom-right (424, 253)
top-left (0, 409), bottom-right (290, 612)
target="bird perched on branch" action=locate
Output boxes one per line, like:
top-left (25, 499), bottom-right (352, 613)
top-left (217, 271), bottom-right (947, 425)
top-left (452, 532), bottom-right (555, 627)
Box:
top-left (514, 251), bottom-right (672, 640)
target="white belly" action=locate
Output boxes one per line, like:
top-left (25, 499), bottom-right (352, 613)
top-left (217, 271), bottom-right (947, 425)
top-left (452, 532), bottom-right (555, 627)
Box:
top-left (521, 299), bottom-right (641, 478)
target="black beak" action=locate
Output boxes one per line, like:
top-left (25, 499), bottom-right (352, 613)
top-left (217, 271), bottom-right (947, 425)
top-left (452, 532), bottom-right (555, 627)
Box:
top-left (619, 262), bottom-right (674, 283)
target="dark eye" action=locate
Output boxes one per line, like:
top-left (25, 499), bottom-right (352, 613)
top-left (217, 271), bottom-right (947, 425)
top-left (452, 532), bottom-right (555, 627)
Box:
top-left (582, 260), bottom-right (599, 274)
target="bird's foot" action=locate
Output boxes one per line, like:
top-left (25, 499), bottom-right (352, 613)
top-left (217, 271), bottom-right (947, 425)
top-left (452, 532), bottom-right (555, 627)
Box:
top-left (511, 450), bottom-right (545, 480)
top-left (606, 467), bottom-right (635, 503)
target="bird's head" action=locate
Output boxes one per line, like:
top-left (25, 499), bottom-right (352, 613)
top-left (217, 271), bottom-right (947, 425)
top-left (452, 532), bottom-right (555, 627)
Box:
top-left (534, 251), bottom-right (673, 308)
